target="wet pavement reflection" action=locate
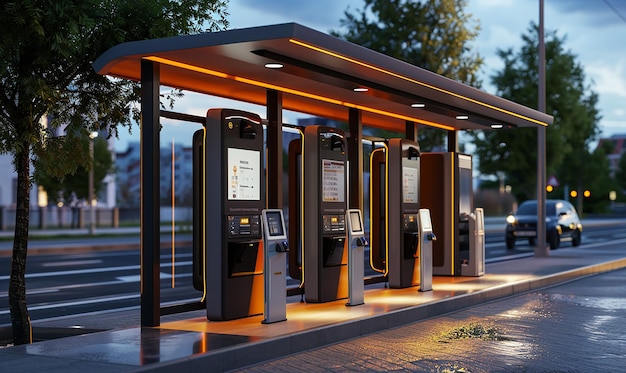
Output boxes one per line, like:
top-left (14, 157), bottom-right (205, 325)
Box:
top-left (237, 268), bottom-right (626, 372)
top-left (21, 328), bottom-right (263, 366)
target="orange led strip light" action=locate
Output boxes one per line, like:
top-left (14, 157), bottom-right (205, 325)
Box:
top-left (289, 39), bottom-right (549, 127)
top-left (144, 56), bottom-right (455, 131)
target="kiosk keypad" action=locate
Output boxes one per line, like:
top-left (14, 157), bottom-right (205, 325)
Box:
top-left (228, 215), bottom-right (261, 237)
top-left (403, 214), bottom-right (418, 230)
top-left (322, 214), bottom-right (346, 233)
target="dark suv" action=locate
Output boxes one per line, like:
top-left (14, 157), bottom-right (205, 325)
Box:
top-left (505, 199), bottom-right (582, 250)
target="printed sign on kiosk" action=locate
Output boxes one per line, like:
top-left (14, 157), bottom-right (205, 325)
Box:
top-left (193, 108), bottom-right (265, 321)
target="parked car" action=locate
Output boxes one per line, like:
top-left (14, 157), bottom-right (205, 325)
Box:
top-left (505, 199), bottom-right (582, 250)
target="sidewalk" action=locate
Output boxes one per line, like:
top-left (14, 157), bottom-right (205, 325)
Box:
top-left (1, 236), bottom-right (625, 372)
top-left (240, 267), bottom-right (626, 372)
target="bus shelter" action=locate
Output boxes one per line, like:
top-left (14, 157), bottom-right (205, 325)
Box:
top-left (94, 23), bottom-right (553, 327)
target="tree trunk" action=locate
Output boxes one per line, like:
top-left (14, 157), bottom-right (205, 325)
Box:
top-left (9, 147), bottom-right (32, 345)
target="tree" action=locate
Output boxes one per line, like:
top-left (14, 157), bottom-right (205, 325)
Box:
top-left (469, 23), bottom-right (601, 203)
top-left (332, 0), bottom-right (483, 150)
top-left (614, 146), bottom-right (626, 191)
top-left (548, 141), bottom-right (617, 214)
top-left (34, 136), bottom-right (114, 203)
top-left (0, 0), bottom-right (228, 345)
top-left (575, 142), bottom-right (618, 214)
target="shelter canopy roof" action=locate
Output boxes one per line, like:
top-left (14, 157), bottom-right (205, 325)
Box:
top-left (94, 23), bottom-right (552, 132)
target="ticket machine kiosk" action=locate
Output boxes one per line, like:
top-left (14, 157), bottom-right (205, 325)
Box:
top-left (194, 109), bottom-right (265, 320)
top-left (417, 209), bottom-right (435, 292)
top-left (420, 152), bottom-right (474, 276)
top-left (370, 138), bottom-right (421, 288)
top-left (291, 125), bottom-right (349, 303)
top-left (261, 209), bottom-right (288, 323)
top-left (461, 207), bottom-right (485, 277)
top-left (346, 209), bottom-right (366, 306)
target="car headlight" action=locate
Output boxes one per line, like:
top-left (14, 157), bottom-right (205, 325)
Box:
top-left (506, 215), bottom-right (516, 224)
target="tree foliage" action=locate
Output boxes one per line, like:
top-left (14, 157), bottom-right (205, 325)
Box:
top-left (615, 147), bottom-right (626, 190)
top-left (0, 0), bottom-right (228, 345)
top-left (34, 136), bottom-right (114, 203)
top-left (547, 141), bottom-right (617, 215)
top-left (576, 142), bottom-right (618, 214)
top-left (332, 0), bottom-right (483, 150)
top-left (468, 23), bottom-right (601, 203)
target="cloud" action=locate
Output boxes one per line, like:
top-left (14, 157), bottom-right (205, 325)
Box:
top-left (228, 0), bottom-right (353, 32)
top-left (587, 60), bottom-right (626, 97)
top-left (550, 0), bottom-right (626, 27)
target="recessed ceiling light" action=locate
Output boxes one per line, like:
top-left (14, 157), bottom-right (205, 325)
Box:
top-left (353, 87), bottom-right (368, 92)
top-left (411, 103), bottom-right (425, 108)
top-left (264, 63), bottom-right (284, 69)
top-left (491, 124), bottom-right (504, 129)
top-left (456, 115), bottom-right (469, 120)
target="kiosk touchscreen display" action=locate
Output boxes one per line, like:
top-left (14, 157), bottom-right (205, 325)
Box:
top-left (402, 167), bottom-right (419, 204)
top-left (459, 167), bottom-right (472, 218)
top-left (419, 210), bottom-right (432, 231)
top-left (227, 147), bottom-right (260, 201)
top-left (322, 159), bottom-right (345, 202)
top-left (266, 211), bottom-right (284, 237)
top-left (350, 211), bottom-right (363, 232)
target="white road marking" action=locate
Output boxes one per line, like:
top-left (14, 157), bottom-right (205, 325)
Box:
top-left (0, 261), bottom-right (192, 281)
top-left (43, 260), bottom-right (103, 267)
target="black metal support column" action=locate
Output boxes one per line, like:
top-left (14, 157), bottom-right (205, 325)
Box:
top-left (140, 59), bottom-right (161, 327)
top-left (536, 0), bottom-right (549, 257)
top-left (447, 130), bottom-right (459, 153)
top-left (266, 90), bottom-right (283, 209)
top-left (405, 121), bottom-right (417, 141)
top-left (348, 108), bottom-right (363, 211)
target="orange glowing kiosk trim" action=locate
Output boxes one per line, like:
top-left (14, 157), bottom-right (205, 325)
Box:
top-left (369, 145), bottom-right (389, 276)
top-left (200, 127), bottom-right (207, 302)
top-left (289, 39), bottom-right (550, 128)
top-left (171, 139), bottom-right (176, 288)
top-left (297, 128), bottom-right (306, 289)
top-left (448, 155), bottom-right (456, 276)
top-left (144, 56), bottom-right (455, 131)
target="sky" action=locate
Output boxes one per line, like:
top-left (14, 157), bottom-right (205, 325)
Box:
top-left (114, 0), bottom-right (626, 151)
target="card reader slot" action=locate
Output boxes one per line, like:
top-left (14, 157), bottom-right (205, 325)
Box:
top-left (228, 241), bottom-right (262, 277)
top-left (322, 236), bottom-right (346, 267)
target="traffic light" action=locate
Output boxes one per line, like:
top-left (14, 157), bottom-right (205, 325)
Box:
top-left (570, 190), bottom-right (578, 198)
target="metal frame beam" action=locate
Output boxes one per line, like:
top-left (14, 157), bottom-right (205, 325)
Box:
top-left (266, 90), bottom-right (283, 209)
top-left (447, 131), bottom-right (458, 153)
top-left (405, 121), bottom-right (417, 142)
top-left (140, 60), bottom-right (161, 327)
top-left (348, 108), bottom-right (363, 211)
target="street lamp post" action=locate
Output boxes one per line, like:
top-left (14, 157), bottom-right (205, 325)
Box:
top-left (89, 131), bottom-right (98, 235)
top-left (535, 0), bottom-right (549, 257)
